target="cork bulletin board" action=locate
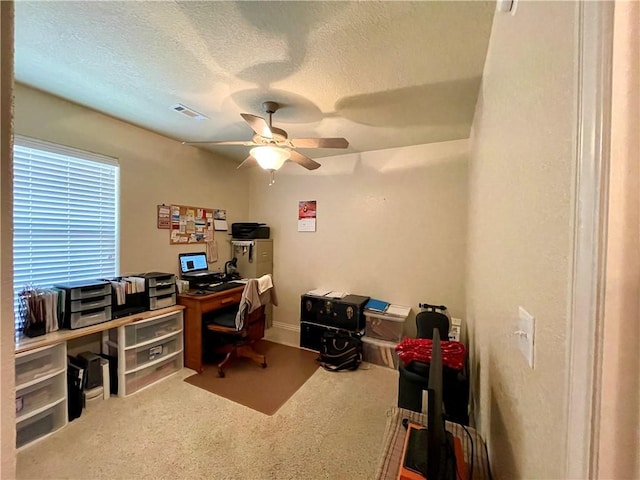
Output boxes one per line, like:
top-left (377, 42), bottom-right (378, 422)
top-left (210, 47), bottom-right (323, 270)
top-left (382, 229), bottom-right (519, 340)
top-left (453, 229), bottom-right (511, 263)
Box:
top-left (170, 204), bottom-right (214, 244)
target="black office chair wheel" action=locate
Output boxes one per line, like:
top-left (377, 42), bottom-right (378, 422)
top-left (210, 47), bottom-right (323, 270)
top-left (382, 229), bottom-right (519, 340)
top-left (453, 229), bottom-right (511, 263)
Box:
top-left (217, 369), bottom-right (225, 378)
top-left (262, 362), bottom-right (267, 368)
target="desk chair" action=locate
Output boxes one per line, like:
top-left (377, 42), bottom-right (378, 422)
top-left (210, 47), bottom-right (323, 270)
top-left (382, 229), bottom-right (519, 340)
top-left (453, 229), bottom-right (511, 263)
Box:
top-left (415, 303), bottom-right (450, 340)
top-left (206, 277), bottom-right (275, 378)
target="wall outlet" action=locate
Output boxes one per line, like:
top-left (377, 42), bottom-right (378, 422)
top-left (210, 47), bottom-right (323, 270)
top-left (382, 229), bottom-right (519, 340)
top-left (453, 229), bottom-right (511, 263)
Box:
top-left (517, 306), bottom-right (535, 368)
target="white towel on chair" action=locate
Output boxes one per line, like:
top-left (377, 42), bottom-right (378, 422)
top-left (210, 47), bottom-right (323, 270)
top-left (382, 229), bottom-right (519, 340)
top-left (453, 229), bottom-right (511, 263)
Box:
top-left (257, 274), bottom-right (273, 294)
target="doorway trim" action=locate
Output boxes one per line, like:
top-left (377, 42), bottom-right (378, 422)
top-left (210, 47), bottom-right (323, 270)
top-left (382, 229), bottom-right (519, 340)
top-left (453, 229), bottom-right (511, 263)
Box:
top-left (564, 1), bottom-right (613, 478)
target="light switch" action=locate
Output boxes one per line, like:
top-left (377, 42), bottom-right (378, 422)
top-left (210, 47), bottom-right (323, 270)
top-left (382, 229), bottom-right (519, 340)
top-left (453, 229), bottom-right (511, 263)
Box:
top-left (517, 306), bottom-right (535, 368)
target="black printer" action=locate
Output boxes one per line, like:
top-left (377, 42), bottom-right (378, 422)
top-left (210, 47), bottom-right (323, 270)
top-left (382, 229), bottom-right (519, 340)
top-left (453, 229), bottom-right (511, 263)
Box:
top-left (231, 222), bottom-right (270, 239)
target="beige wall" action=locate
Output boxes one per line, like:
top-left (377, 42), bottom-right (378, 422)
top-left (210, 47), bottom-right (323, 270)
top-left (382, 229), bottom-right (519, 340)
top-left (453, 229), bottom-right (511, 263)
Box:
top-left (248, 140), bottom-right (469, 336)
top-left (467, 1), bottom-right (577, 478)
top-left (598, 1), bottom-right (640, 478)
top-left (13, 83), bottom-right (251, 276)
top-left (1, 1), bottom-right (17, 477)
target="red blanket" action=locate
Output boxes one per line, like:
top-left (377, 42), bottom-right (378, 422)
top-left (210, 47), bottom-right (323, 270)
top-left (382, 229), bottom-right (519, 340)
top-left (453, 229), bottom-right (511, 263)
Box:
top-left (395, 337), bottom-right (466, 371)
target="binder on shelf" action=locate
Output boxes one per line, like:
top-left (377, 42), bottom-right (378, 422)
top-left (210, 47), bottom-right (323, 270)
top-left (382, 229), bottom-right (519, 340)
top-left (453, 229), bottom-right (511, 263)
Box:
top-left (365, 298), bottom-right (390, 313)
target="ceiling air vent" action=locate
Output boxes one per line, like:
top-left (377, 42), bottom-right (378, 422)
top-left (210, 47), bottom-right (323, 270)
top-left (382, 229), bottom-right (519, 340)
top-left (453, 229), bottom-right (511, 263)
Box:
top-left (170, 103), bottom-right (208, 121)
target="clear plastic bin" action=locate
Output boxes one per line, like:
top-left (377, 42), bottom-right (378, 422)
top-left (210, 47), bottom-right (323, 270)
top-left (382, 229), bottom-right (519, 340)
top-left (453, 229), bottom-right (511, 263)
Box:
top-left (364, 310), bottom-right (408, 343)
top-left (15, 343), bottom-right (66, 388)
top-left (125, 332), bottom-right (183, 370)
top-left (121, 312), bottom-right (182, 347)
top-left (16, 400), bottom-right (66, 449)
top-left (124, 354), bottom-right (181, 396)
top-left (362, 336), bottom-right (400, 369)
top-left (16, 371), bottom-right (65, 421)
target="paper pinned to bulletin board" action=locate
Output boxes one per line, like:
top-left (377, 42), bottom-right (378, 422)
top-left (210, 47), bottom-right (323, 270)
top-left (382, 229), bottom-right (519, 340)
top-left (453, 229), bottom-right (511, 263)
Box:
top-left (170, 204), bottom-right (214, 244)
top-left (298, 200), bottom-right (317, 232)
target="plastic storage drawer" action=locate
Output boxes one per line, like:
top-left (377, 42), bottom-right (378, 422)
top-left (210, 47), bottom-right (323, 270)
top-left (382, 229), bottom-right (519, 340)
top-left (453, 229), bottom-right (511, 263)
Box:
top-left (124, 354), bottom-right (181, 396)
top-left (69, 306), bottom-right (112, 329)
top-left (124, 332), bottom-right (183, 371)
top-left (120, 312), bottom-right (182, 347)
top-left (16, 371), bottom-right (66, 421)
top-left (148, 284), bottom-right (175, 297)
top-left (69, 295), bottom-right (111, 312)
top-left (15, 344), bottom-right (66, 387)
top-left (145, 274), bottom-right (175, 288)
top-left (362, 336), bottom-right (400, 369)
top-left (149, 293), bottom-right (176, 310)
top-left (364, 311), bottom-right (408, 343)
top-left (67, 283), bottom-right (110, 300)
top-left (16, 400), bottom-right (66, 449)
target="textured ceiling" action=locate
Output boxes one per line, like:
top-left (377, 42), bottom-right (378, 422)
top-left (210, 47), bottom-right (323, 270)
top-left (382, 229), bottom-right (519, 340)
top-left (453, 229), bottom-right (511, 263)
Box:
top-left (14, 1), bottom-right (495, 162)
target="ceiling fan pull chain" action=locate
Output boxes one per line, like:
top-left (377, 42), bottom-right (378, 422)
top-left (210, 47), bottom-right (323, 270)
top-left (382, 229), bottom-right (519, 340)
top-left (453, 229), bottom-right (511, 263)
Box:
top-left (269, 170), bottom-right (276, 186)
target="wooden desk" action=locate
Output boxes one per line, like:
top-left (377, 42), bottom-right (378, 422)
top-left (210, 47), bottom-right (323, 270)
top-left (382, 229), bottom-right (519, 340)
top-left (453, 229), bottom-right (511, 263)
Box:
top-left (177, 287), bottom-right (245, 373)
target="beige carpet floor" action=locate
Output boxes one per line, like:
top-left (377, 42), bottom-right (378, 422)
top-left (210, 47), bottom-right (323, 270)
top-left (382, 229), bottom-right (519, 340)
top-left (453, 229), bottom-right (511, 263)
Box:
top-left (185, 340), bottom-right (319, 415)
top-left (16, 360), bottom-right (399, 480)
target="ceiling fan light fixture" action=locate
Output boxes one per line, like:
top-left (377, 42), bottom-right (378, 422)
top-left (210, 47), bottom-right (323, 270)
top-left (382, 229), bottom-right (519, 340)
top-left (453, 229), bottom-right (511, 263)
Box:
top-left (250, 145), bottom-right (290, 171)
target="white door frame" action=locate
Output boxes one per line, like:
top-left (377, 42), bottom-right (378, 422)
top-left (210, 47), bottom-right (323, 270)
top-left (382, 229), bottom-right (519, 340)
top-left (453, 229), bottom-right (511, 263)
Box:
top-left (565, 1), bottom-right (614, 478)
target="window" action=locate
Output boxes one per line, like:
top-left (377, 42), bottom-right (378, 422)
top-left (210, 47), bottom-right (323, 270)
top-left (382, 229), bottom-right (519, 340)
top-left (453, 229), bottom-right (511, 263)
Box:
top-left (13, 136), bottom-right (119, 331)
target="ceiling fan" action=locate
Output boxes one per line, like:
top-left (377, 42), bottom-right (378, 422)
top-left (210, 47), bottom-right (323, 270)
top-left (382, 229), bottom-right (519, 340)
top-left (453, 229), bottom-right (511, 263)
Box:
top-left (183, 101), bottom-right (349, 184)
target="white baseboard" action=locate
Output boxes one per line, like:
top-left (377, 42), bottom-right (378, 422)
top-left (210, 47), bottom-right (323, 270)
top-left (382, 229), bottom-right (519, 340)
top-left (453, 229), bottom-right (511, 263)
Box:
top-left (265, 321), bottom-right (300, 348)
top-left (271, 321), bottom-right (300, 333)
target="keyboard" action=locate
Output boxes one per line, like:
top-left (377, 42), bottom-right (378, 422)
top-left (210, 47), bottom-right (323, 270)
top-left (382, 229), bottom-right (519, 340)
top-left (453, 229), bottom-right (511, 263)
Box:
top-left (205, 281), bottom-right (245, 293)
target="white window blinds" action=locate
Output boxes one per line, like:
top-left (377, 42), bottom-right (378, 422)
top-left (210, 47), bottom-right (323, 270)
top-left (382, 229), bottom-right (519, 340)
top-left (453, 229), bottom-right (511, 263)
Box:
top-left (13, 136), bottom-right (119, 330)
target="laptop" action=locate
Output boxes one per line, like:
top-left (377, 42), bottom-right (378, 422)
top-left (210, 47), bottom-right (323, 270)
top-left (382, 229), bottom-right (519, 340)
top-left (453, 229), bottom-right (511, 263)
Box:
top-left (178, 252), bottom-right (212, 279)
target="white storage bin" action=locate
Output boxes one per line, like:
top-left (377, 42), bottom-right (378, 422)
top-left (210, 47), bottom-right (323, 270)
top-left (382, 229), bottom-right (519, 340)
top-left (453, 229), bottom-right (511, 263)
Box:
top-left (16, 400), bottom-right (66, 449)
top-left (124, 354), bottom-right (181, 396)
top-left (16, 371), bottom-right (65, 421)
top-left (149, 293), bottom-right (176, 310)
top-left (364, 306), bottom-right (410, 343)
top-left (362, 336), bottom-right (400, 369)
top-left (121, 312), bottom-right (182, 347)
top-left (15, 344), bottom-right (66, 388)
top-left (124, 332), bottom-right (183, 370)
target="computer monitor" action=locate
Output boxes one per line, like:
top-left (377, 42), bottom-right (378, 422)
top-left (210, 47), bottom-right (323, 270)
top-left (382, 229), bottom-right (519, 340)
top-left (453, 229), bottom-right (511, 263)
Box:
top-left (178, 252), bottom-right (208, 274)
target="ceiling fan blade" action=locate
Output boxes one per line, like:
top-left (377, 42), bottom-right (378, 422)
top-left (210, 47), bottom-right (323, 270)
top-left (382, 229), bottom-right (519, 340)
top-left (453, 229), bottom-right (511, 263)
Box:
top-left (240, 113), bottom-right (273, 138)
top-left (289, 150), bottom-right (321, 170)
top-left (182, 140), bottom-right (255, 146)
top-left (290, 138), bottom-right (349, 149)
top-left (237, 155), bottom-right (258, 169)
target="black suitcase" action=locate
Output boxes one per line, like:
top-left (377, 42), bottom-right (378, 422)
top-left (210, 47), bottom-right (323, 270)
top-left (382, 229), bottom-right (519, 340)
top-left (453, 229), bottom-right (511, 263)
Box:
top-left (300, 294), bottom-right (369, 331)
